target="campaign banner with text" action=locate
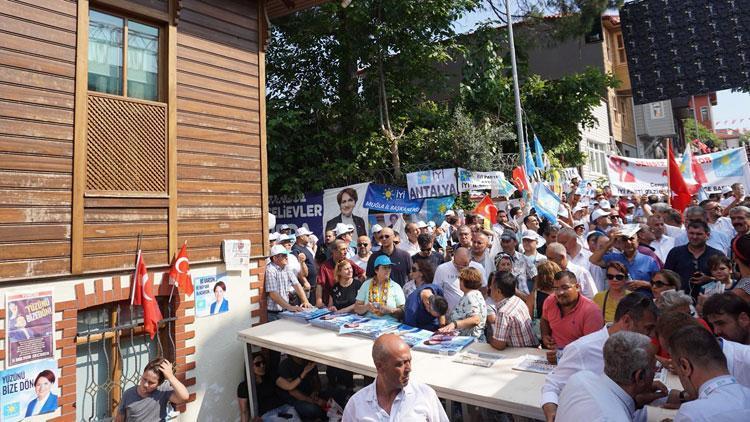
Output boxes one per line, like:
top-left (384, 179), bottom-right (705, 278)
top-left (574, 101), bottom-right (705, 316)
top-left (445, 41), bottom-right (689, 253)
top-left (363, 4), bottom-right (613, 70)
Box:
top-left (269, 192), bottom-right (324, 236)
top-left (6, 291), bottom-right (54, 367)
top-left (364, 184), bottom-right (423, 214)
top-left (457, 168), bottom-right (515, 197)
top-left (406, 168), bottom-right (458, 199)
top-left (607, 148), bottom-right (750, 195)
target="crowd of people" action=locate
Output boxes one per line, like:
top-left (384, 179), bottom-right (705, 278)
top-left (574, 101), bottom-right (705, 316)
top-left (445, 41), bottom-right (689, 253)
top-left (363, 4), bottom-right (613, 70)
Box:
top-left (244, 179), bottom-right (750, 421)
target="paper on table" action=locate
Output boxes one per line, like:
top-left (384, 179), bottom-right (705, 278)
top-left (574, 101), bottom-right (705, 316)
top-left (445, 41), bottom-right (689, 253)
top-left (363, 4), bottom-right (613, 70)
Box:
top-left (512, 354), bottom-right (555, 374)
top-left (453, 350), bottom-right (506, 368)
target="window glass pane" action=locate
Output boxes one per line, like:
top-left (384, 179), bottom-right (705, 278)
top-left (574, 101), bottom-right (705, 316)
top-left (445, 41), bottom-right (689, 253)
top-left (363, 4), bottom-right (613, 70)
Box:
top-left (88, 10), bottom-right (123, 95)
top-left (127, 20), bottom-right (159, 101)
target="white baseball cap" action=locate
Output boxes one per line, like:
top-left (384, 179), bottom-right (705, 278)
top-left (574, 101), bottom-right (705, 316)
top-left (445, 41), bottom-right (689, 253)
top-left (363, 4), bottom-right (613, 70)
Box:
top-left (270, 245), bottom-right (289, 256)
top-left (445, 210), bottom-right (456, 217)
top-left (591, 208), bottom-right (610, 222)
top-left (335, 223), bottom-right (355, 237)
top-left (296, 227), bottom-right (313, 236)
top-left (416, 221), bottom-right (428, 229)
top-left (371, 224), bottom-right (383, 234)
top-left (269, 232), bottom-right (281, 242)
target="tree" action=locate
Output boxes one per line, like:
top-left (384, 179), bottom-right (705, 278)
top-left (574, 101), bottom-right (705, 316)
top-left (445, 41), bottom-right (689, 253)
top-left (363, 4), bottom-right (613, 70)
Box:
top-left (683, 118), bottom-right (723, 149)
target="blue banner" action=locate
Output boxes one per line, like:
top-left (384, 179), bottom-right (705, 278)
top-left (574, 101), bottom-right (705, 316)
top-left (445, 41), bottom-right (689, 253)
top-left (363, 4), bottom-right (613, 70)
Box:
top-left (418, 196), bottom-right (456, 226)
top-left (364, 184), bottom-right (423, 214)
top-left (532, 182), bottom-right (561, 225)
top-left (269, 191), bottom-right (324, 235)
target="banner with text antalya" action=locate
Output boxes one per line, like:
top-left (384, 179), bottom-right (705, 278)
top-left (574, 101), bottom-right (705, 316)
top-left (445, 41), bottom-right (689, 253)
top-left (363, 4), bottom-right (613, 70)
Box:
top-left (269, 192), bottom-right (324, 236)
top-left (407, 168), bottom-right (458, 199)
top-left (607, 148), bottom-right (750, 195)
top-left (364, 184), bottom-right (423, 214)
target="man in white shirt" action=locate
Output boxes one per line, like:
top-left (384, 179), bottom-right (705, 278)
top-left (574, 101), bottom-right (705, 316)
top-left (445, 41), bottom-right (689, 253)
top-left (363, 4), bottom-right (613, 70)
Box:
top-left (703, 200), bottom-right (736, 238)
top-left (557, 331), bottom-right (666, 422)
top-left (399, 222), bottom-right (421, 256)
top-left (668, 325), bottom-right (750, 422)
top-left (545, 243), bottom-right (598, 299)
top-left (343, 334), bottom-right (448, 422)
top-left (433, 247), bottom-right (485, 313)
top-left (541, 294), bottom-right (659, 422)
top-left (647, 215), bottom-right (675, 262)
top-left (351, 235), bottom-right (372, 271)
top-left (470, 231), bottom-right (495, 276)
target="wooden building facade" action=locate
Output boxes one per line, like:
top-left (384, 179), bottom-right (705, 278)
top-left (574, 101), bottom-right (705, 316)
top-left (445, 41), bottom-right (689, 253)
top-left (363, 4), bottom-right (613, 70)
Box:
top-left (0, 0), bottom-right (326, 420)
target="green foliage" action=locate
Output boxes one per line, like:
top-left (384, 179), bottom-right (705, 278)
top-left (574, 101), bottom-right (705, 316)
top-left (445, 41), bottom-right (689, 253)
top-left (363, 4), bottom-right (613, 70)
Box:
top-left (459, 35), bottom-right (619, 165)
top-left (683, 118), bottom-right (723, 149)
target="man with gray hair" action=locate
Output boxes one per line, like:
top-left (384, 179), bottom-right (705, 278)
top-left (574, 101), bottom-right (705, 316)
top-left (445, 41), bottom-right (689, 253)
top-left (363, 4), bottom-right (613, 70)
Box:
top-left (343, 334), bottom-right (448, 421)
top-left (557, 331), bottom-right (667, 421)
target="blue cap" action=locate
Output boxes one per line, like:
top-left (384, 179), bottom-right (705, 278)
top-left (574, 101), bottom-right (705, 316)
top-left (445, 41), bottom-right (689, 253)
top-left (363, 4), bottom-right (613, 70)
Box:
top-left (373, 255), bottom-right (393, 268)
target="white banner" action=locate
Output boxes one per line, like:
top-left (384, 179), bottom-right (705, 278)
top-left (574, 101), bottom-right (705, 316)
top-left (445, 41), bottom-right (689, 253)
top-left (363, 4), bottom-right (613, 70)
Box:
top-left (457, 168), bottom-right (504, 192)
top-left (407, 168), bottom-right (458, 199)
top-left (607, 148), bottom-right (750, 195)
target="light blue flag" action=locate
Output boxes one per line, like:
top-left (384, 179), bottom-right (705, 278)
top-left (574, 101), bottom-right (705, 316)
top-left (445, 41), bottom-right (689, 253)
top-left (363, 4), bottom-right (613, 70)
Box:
top-left (534, 135), bottom-right (545, 169)
top-left (532, 182), bottom-right (561, 225)
top-left (525, 142), bottom-right (536, 176)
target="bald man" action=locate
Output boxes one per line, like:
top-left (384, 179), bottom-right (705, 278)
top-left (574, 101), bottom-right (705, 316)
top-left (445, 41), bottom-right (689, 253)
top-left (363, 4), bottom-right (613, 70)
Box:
top-left (433, 247), bottom-right (487, 313)
top-left (343, 334), bottom-right (448, 421)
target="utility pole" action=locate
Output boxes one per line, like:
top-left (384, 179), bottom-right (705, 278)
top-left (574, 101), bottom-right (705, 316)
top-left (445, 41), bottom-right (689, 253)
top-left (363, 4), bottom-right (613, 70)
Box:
top-left (504, 0), bottom-right (525, 166)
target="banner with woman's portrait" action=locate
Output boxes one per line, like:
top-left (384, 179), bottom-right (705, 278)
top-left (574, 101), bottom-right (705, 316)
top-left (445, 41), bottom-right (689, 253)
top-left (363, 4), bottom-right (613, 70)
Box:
top-left (5, 291), bottom-right (54, 367)
top-left (0, 359), bottom-right (59, 421)
top-left (322, 182), bottom-right (370, 238)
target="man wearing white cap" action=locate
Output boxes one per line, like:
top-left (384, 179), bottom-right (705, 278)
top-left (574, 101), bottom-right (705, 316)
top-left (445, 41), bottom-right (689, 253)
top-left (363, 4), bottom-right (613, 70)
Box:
top-left (591, 208), bottom-right (612, 235)
top-left (334, 223), bottom-right (357, 259)
top-left (265, 245), bottom-right (313, 321)
top-left (441, 210), bottom-right (459, 245)
top-left (279, 224), bottom-right (292, 235)
top-left (292, 227), bottom-right (317, 301)
top-left (521, 230), bottom-right (547, 267)
top-left (371, 224), bottom-right (383, 252)
top-left (279, 234), bottom-right (310, 294)
top-left (590, 225), bottom-right (660, 295)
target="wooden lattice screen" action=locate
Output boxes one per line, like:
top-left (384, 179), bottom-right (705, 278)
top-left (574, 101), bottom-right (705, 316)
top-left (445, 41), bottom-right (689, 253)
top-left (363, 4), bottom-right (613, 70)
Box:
top-left (86, 93), bottom-right (168, 194)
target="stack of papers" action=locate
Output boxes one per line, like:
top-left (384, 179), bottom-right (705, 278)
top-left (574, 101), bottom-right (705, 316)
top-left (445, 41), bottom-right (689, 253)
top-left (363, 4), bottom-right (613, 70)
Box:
top-left (338, 318), bottom-right (400, 339)
top-left (412, 331), bottom-right (475, 355)
top-left (512, 354), bottom-right (555, 374)
top-left (310, 312), bottom-right (367, 331)
top-left (453, 350), bottom-right (506, 368)
top-left (278, 308), bottom-right (331, 323)
top-left (388, 324), bottom-right (434, 347)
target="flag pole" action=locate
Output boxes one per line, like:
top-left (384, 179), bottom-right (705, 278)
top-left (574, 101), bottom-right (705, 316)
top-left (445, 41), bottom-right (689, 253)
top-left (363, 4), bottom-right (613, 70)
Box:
top-left (665, 138), bottom-right (672, 207)
top-left (130, 232), bottom-right (143, 306)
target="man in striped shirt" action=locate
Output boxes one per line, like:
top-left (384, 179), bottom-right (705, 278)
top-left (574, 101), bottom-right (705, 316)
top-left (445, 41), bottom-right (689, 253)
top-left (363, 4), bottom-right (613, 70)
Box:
top-left (488, 271), bottom-right (538, 350)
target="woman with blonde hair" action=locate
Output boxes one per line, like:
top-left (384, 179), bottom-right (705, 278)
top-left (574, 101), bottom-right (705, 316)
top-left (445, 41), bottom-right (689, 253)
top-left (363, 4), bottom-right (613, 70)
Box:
top-left (327, 260), bottom-right (362, 313)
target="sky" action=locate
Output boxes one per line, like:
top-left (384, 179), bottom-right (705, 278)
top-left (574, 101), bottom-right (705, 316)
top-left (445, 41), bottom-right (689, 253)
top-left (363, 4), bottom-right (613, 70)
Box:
top-left (453, 6), bottom-right (750, 132)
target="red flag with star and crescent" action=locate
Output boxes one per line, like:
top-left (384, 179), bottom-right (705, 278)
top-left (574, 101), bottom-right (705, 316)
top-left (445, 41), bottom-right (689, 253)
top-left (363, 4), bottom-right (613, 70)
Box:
top-left (474, 195), bottom-right (498, 225)
top-left (667, 141), bottom-right (692, 215)
top-left (168, 242), bottom-right (193, 296)
top-left (131, 251), bottom-right (163, 339)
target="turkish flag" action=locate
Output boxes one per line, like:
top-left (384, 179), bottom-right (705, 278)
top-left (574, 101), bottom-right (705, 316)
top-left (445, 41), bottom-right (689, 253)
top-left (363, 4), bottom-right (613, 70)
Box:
top-left (474, 195), bottom-right (498, 225)
top-left (667, 141), bottom-right (692, 214)
top-left (168, 242), bottom-right (193, 296)
top-left (512, 166), bottom-right (530, 193)
top-left (131, 251), bottom-right (163, 339)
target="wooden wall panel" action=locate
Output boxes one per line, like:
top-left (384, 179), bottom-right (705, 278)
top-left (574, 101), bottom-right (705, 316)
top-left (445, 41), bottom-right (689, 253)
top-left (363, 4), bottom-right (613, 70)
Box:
top-left (0, 0), bottom-right (76, 282)
top-left (176, 0), bottom-right (264, 261)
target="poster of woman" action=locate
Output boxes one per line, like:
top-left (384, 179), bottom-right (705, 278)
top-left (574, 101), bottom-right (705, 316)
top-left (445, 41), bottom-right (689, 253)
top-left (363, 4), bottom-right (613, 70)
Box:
top-left (194, 274), bottom-right (230, 317)
top-left (5, 291), bottom-right (54, 367)
top-left (0, 360), bottom-right (59, 422)
top-left (323, 183), bottom-right (369, 238)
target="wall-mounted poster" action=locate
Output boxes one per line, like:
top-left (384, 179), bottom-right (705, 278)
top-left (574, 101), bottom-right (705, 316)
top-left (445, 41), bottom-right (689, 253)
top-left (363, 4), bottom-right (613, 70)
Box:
top-left (223, 240), bottom-right (251, 271)
top-left (0, 359), bottom-right (59, 421)
top-left (323, 182), bottom-right (370, 238)
top-left (5, 291), bottom-right (54, 367)
top-left (195, 273), bottom-right (229, 317)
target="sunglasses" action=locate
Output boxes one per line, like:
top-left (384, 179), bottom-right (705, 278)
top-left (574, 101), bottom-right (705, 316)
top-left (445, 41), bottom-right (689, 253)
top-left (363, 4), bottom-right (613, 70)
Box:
top-left (357, 243), bottom-right (369, 247)
top-left (651, 281), bottom-right (669, 288)
top-left (254, 361), bottom-right (265, 367)
top-left (606, 274), bottom-right (627, 281)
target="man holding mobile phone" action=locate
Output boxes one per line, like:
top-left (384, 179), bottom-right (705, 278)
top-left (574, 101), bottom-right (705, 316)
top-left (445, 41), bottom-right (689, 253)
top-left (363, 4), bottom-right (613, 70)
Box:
top-left (664, 221), bottom-right (726, 297)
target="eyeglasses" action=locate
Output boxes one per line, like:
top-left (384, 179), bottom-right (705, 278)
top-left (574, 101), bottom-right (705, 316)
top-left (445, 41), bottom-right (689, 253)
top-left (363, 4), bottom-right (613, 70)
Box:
top-left (357, 243), bottom-right (369, 247)
top-left (254, 361), bottom-right (265, 367)
top-left (606, 274), bottom-right (627, 280)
